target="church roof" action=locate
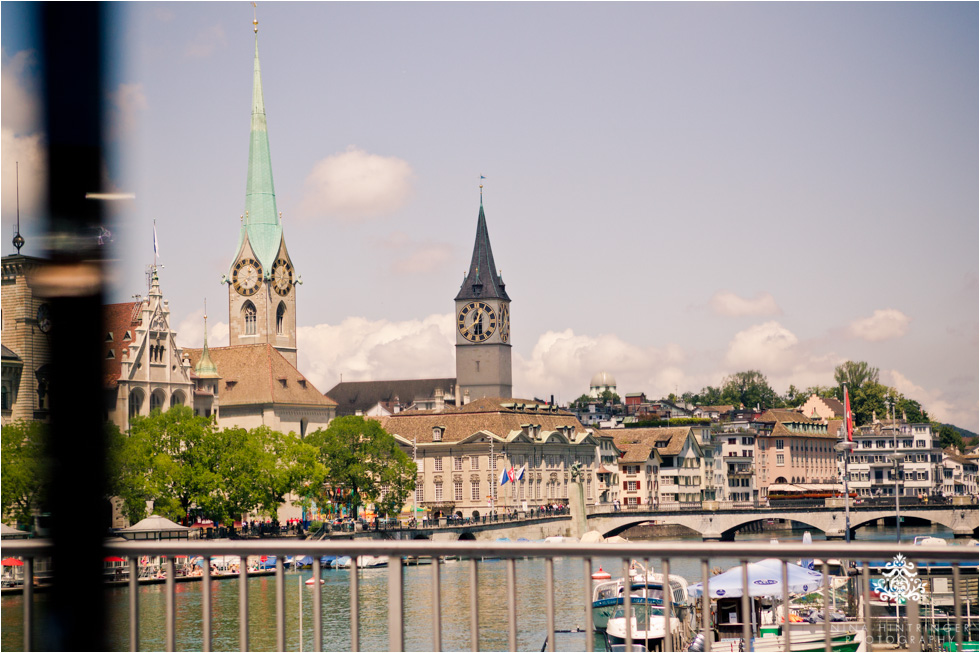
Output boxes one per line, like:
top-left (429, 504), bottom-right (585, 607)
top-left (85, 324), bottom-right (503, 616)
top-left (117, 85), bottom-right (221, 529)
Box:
top-left (325, 377), bottom-right (457, 416)
top-left (183, 344), bottom-right (335, 408)
top-left (230, 28), bottom-right (284, 277)
top-left (455, 201), bottom-right (509, 302)
top-left (103, 301), bottom-right (142, 388)
top-left (375, 397), bottom-right (584, 444)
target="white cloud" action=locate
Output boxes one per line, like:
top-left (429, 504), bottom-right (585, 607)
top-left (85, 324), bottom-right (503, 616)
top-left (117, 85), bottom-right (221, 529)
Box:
top-left (514, 329), bottom-right (691, 403)
top-left (848, 309), bottom-right (910, 342)
top-left (710, 291), bottom-right (781, 317)
top-left (174, 309), bottom-right (229, 349)
top-left (298, 146), bottom-right (414, 221)
top-left (185, 25), bottom-right (227, 59)
top-left (297, 314), bottom-right (455, 393)
top-left (381, 232), bottom-right (453, 274)
top-left (724, 321), bottom-right (799, 373)
top-left (108, 83), bottom-right (148, 139)
top-left (1, 49), bottom-right (46, 220)
top-left (886, 369), bottom-right (976, 428)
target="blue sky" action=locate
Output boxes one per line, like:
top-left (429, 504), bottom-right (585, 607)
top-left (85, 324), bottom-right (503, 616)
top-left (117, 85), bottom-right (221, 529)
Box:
top-left (2, 3), bottom-right (977, 429)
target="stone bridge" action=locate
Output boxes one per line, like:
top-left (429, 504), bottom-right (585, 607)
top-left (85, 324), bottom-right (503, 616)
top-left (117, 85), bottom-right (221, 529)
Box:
top-left (378, 503), bottom-right (978, 542)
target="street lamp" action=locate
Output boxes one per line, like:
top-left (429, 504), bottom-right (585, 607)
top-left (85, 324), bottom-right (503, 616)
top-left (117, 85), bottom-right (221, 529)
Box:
top-left (835, 441), bottom-right (858, 543)
top-left (888, 452), bottom-right (904, 543)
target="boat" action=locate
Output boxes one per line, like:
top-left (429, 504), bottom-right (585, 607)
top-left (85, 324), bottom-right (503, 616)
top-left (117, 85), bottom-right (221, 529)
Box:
top-left (305, 577), bottom-right (324, 585)
top-left (329, 556), bottom-right (351, 569)
top-left (604, 603), bottom-right (681, 652)
top-left (592, 562), bottom-right (690, 632)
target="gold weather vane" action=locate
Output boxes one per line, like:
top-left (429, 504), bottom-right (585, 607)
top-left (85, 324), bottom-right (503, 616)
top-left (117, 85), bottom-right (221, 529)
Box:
top-left (252, 2), bottom-right (258, 33)
top-left (480, 175), bottom-right (486, 202)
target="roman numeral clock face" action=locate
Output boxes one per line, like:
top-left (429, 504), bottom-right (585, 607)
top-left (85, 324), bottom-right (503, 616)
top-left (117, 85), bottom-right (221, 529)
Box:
top-left (232, 258), bottom-right (262, 296)
top-left (457, 301), bottom-right (497, 342)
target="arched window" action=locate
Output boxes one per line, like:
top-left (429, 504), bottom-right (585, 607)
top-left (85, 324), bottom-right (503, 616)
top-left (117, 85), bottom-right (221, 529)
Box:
top-left (128, 389), bottom-right (144, 419)
top-left (150, 389), bottom-right (166, 413)
top-left (170, 391), bottom-right (185, 408)
top-left (276, 302), bottom-right (286, 335)
top-left (243, 301), bottom-right (257, 335)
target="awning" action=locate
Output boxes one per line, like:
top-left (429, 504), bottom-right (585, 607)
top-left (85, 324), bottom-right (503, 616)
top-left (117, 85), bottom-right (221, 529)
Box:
top-left (2, 558), bottom-right (24, 567)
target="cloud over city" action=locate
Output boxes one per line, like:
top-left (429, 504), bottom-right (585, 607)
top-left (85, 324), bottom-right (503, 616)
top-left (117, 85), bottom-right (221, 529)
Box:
top-left (299, 146), bottom-right (414, 222)
top-left (380, 232), bottom-right (453, 275)
top-left (710, 291), bottom-right (782, 317)
top-left (848, 309), bottom-right (911, 342)
top-left (1, 49), bottom-right (46, 220)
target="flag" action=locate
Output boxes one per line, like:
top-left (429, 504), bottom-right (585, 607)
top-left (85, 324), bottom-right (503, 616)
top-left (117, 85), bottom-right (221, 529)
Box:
top-left (844, 385), bottom-right (854, 442)
top-left (153, 221), bottom-right (159, 259)
top-left (499, 466), bottom-right (509, 486)
top-left (515, 465), bottom-right (526, 482)
top-left (508, 466), bottom-right (515, 483)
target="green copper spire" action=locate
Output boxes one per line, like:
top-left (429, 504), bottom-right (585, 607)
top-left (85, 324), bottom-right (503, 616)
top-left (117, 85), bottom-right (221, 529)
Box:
top-left (195, 305), bottom-right (219, 379)
top-left (242, 24), bottom-right (282, 274)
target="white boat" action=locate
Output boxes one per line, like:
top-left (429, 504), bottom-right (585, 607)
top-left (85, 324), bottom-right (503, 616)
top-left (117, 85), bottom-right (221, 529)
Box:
top-left (337, 555), bottom-right (387, 569)
top-left (605, 604), bottom-right (680, 652)
top-left (592, 562), bottom-right (690, 632)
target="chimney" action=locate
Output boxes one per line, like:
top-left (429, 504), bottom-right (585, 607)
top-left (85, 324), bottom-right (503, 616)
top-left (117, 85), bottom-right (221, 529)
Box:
top-left (435, 388), bottom-right (445, 412)
top-left (463, 389), bottom-right (470, 405)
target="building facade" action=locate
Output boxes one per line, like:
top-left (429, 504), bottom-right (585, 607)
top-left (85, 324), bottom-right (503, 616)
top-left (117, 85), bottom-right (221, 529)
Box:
top-left (754, 409), bottom-right (838, 494)
top-left (847, 419), bottom-right (942, 497)
top-left (1, 255), bottom-right (52, 425)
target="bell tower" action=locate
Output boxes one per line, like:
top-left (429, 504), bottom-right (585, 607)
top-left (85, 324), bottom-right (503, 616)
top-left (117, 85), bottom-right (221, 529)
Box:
top-left (454, 189), bottom-right (512, 400)
top-left (223, 16), bottom-right (298, 366)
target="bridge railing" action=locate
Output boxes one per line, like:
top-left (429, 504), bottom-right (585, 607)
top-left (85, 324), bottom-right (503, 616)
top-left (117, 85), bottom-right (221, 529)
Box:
top-left (4, 539), bottom-right (975, 652)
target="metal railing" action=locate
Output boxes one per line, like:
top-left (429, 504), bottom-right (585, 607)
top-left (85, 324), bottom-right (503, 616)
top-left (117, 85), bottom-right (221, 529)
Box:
top-left (2, 540), bottom-right (975, 652)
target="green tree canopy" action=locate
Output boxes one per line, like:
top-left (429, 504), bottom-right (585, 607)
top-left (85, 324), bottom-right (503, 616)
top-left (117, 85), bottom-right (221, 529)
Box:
top-left (935, 424), bottom-right (965, 452)
top-left (306, 416), bottom-right (415, 518)
top-left (720, 370), bottom-right (779, 410)
top-left (834, 361), bottom-right (880, 399)
top-left (1, 420), bottom-right (48, 528)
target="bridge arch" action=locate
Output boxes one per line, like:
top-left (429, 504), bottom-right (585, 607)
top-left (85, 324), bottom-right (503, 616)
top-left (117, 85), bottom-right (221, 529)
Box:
top-left (717, 515), bottom-right (829, 541)
top-left (459, 532), bottom-right (476, 541)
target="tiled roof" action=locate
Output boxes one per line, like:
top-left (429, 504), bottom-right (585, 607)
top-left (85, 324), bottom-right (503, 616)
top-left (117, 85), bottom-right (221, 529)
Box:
top-left (325, 378), bottom-right (457, 416)
top-left (610, 427), bottom-right (694, 456)
top-left (103, 301), bottom-right (142, 386)
top-left (756, 409), bottom-right (836, 439)
top-left (819, 396), bottom-right (846, 416)
top-left (374, 398), bottom-right (585, 444)
top-left (184, 344), bottom-right (335, 408)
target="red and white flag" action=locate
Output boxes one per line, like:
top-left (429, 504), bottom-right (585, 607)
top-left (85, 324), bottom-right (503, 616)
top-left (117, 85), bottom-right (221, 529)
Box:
top-left (844, 385), bottom-right (854, 442)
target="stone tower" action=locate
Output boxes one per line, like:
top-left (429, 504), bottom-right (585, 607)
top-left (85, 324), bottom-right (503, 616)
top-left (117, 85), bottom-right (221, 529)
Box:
top-left (454, 193), bottom-right (512, 400)
top-left (224, 18), bottom-right (298, 366)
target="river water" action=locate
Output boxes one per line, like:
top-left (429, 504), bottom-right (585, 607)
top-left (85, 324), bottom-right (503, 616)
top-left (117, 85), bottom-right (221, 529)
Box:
top-left (0, 524), bottom-right (956, 651)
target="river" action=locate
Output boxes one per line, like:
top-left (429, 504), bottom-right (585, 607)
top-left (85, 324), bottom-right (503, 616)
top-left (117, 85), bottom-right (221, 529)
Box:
top-left (0, 523), bottom-right (958, 651)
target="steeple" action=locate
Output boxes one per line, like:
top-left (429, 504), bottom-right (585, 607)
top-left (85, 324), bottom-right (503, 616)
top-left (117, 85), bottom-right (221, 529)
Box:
top-left (455, 196), bottom-right (509, 302)
top-left (240, 19), bottom-right (282, 274)
top-left (195, 305), bottom-right (219, 379)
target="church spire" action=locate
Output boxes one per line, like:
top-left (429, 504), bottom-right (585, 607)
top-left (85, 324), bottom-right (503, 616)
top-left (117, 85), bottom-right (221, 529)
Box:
top-left (455, 191), bottom-right (509, 302)
top-left (195, 303), bottom-right (219, 379)
top-left (241, 17), bottom-right (282, 273)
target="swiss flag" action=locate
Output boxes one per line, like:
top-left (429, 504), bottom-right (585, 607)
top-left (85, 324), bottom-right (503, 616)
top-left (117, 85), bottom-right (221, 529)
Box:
top-left (844, 385), bottom-right (854, 442)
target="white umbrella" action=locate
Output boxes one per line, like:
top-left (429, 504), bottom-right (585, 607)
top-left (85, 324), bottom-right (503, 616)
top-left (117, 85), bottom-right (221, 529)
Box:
top-left (687, 559), bottom-right (824, 599)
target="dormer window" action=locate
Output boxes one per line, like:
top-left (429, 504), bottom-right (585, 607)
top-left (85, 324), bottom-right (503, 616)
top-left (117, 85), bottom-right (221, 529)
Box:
top-left (106, 349), bottom-right (115, 359)
top-left (105, 332), bottom-right (114, 342)
top-left (432, 426), bottom-right (443, 442)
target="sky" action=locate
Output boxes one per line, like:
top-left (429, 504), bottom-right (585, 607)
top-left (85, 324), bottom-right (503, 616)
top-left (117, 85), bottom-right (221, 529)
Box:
top-left (2, 2), bottom-right (977, 431)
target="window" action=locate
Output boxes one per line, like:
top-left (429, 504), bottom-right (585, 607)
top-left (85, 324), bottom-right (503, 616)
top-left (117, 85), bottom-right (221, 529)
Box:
top-left (415, 480), bottom-right (424, 504)
top-left (775, 440), bottom-right (784, 450)
top-left (243, 302), bottom-right (257, 335)
top-left (471, 481), bottom-right (481, 501)
top-left (128, 389), bottom-right (143, 419)
top-left (150, 390), bottom-right (164, 413)
top-left (453, 456), bottom-right (463, 471)
top-left (434, 457), bottom-right (443, 472)
top-left (432, 427), bottom-right (443, 442)
top-left (470, 456), bottom-right (480, 470)
top-left (276, 302), bottom-right (286, 335)
top-left (776, 453), bottom-right (785, 466)
top-left (453, 481), bottom-right (463, 502)
top-left (625, 480), bottom-right (639, 492)
top-left (434, 482), bottom-right (443, 502)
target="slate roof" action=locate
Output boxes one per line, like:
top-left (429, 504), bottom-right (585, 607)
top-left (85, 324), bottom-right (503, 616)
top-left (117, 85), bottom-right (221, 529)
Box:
top-left (184, 344), bottom-right (334, 408)
top-left (325, 378), bottom-right (457, 416)
top-left (374, 397), bottom-right (586, 444)
top-left (103, 301), bottom-right (142, 388)
top-left (455, 202), bottom-right (509, 302)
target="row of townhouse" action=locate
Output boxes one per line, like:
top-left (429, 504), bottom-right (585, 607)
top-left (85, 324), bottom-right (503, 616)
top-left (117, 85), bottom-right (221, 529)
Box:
top-left (940, 447), bottom-right (979, 497)
top-left (846, 419), bottom-right (946, 497)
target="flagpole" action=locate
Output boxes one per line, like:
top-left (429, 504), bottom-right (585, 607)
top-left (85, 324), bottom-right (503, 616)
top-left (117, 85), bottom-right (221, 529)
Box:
top-left (835, 383), bottom-right (857, 544)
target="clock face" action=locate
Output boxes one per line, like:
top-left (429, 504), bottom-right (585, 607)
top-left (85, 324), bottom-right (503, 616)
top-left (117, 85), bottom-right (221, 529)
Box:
top-left (272, 258), bottom-right (293, 296)
top-left (232, 258), bottom-right (262, 296)
top-left (499, 302), bottom-right (510, 344)
top-left (37, 303), bottom-right (52, 333)
top-left (457, 301), bottom-right (497, 342)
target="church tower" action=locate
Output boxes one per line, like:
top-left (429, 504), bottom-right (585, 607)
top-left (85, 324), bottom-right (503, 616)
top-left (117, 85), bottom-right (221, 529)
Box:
top-left (454, 191), bottom-right (512, 400)
top-left (224, 17), bottom-right (299, 366)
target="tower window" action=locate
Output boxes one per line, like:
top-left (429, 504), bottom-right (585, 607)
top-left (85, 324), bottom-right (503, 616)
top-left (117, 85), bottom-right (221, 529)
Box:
top-left (276, 302), bottom-right (286, 335)
top-left (243, 301), bottom-right (257, 335)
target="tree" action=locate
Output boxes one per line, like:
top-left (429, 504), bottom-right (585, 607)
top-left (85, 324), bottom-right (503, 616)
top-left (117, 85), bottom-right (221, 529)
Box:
top-left (935, 424), bottom-right (965, 452)
top-left (1, 421), bottom-right (47, 528)
top-left (599, 390), bottom-right (621, 405)
top-left (833, 361), bottom-right (880, 399)
top-left (720, 370), bottom-right (779, 410)
top-left (694, 386), bottom-right (723, 406)
top-left (307, 416), bottom-right (415, 518)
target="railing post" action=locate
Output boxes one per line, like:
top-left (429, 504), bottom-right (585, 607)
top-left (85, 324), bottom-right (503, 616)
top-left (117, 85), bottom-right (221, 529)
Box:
top-left (23, 557), bottom-right (34, 652)
top-left (240, 557), bottom-right (249, 651)
top-left (388, 555), bottom-right (404, 651)
top-left (166, 556), bottom-right (176, 652)
top-left (276, 556), bottom-right (286, 651)
top-left (129, 556), bottom-right (139, 652)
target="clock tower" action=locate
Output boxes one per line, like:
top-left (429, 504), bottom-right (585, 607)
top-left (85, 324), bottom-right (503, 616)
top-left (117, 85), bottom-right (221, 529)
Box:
top-left (455, 192), bottom-right (512, 400)
top-left (224, 18), bottom-right (298, 366)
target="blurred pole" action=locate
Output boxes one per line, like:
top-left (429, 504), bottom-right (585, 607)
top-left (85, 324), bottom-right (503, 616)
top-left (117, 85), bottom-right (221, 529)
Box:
top-left (38, 3), bottom-right (108, 650)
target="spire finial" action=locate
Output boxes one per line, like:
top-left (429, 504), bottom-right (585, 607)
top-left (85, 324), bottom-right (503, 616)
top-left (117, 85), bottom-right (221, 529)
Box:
top-left (479, 174), bottom-right (485, 204)
top-left (252, 2), bottom-right (258, 33)
top-left (12, 161), bottom-right (24, 253)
